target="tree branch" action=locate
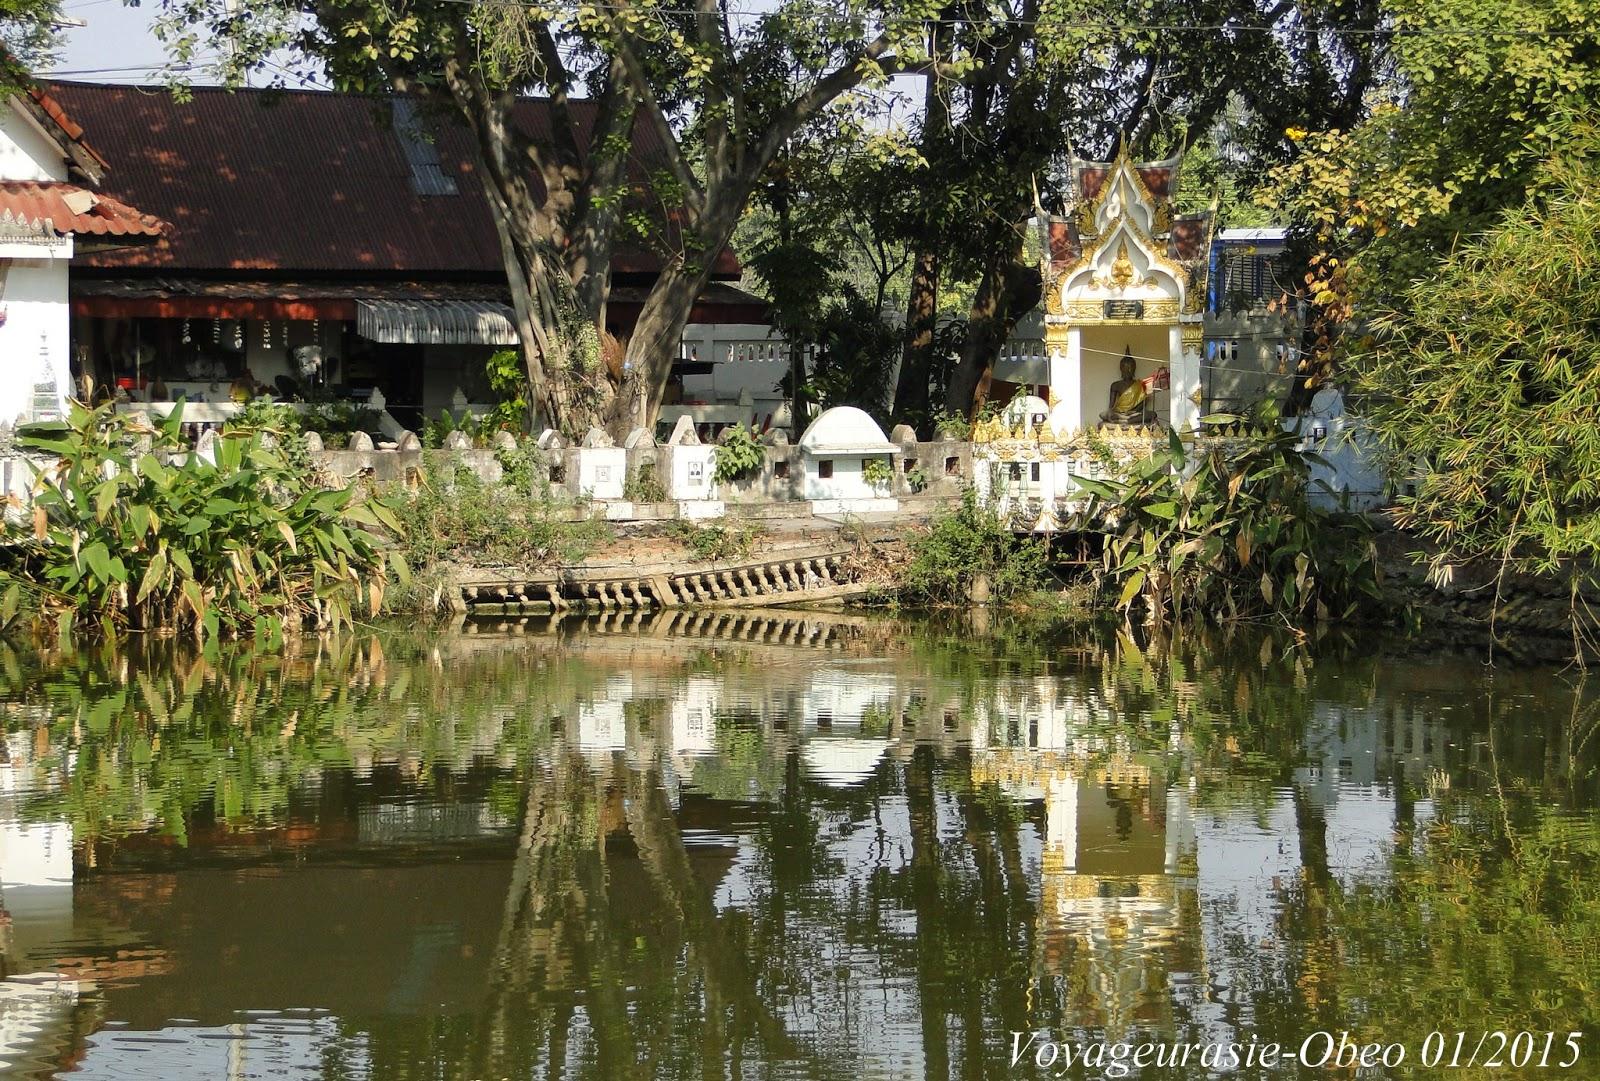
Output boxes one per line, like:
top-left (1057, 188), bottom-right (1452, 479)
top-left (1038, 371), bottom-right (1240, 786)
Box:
top-left (611, 31), bottom-right (707, 219)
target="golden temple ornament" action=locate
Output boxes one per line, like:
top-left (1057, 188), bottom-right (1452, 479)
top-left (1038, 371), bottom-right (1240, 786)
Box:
top-left (1110, 239), bottom-right (1137, 290)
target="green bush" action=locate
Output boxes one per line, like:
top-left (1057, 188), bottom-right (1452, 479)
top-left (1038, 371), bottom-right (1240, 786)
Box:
top-left (712, 424), bottom-right (764, 484)
top-left (669, 520), bottom-right (758, 563)
top-left (900, 488), bottom-right (1046, 605)
top-left (862, 456), bottom-right (894, 493)
top-left (393, 464), bottom-right (607, 573)
top-left (2, 400), bottom-right (400, 640)
top-left (624, 463), bottom-right (668, 503)
top-left (1073, 426), bottom-right (1380, 624)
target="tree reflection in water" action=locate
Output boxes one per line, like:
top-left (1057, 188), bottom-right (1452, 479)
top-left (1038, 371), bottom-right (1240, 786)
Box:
top-left (0, 613), bottom-right (1596, 1080)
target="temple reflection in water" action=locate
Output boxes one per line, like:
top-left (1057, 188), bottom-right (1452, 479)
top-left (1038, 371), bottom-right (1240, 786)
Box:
top-left (0, 612), bottom-right (1591, 1079)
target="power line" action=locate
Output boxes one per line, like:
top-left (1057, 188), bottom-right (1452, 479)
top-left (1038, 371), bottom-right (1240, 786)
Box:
top-left (405, 0), bottom-right (1600, 39)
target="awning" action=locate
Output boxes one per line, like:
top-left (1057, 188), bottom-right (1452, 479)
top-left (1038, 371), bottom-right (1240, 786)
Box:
top-left (356, 299), bottom-right (519, 346)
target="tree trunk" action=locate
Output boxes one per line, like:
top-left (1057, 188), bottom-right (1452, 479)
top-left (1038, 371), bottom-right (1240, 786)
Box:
top-left (491, 211), bottom-right (614, 437)
top-left (946, 256), bottom-right (1013, 417)
top-left (893, 36), bottom-right (949, 433)
top-left (613, 259), bottom-right (716, 438)
top-left (613, 195), bottom-right (746, 437)
top-left (895, 248), bottom-right (940, 429)
top-left (787, 339), bottom-right (809, 439)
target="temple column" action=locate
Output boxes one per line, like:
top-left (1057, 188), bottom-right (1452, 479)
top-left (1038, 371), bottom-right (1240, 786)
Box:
top-left (1169, 322), bottom-right (1201, 434)
top-left (1048, 326), bottom-right (1083, 436)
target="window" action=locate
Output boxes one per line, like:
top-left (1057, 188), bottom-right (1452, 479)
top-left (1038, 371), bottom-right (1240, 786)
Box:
top-left (818, 459), bottom-right (834, 479)
top-left (945, 456), bottom-right (960, 476)
top-left (903, 457), bottom-right (916, 473)
top-left (774, 461), bottom-right (790, 479)
top-left (1030, 463), bottom-right (1041, 482)
top-left (549, 462), bottom-right (566, 484)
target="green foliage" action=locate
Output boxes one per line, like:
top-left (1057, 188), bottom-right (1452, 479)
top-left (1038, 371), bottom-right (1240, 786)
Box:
top-left (226, 398), bottom-right (313, 475)
top-left (392, 463), bottom-right (607, 577)
top-left (1356, 146), bottom-right (1600, 583)
top-left (669, 520), bottom-right (758, 563)
top-left (1073, 427), bottom-right (1380, 625)
top-left (931, 410), bottom-right (972, 440)
top-left (798, 292), bottom-right (902, 418)
top-left (483, 347), bottom-right (529, 433)
top-left (901, 488), bottom-right (1046, 605)
top-left (905, 464), bottom-right (929, 494)
top-left (1268, 1), bottom-right (1600, 307)
top-left (0, 0), bottom-right (64, 75)
top-left (624, 462), bottom-right (668, 503)
top-left (862, 457), bottom-right (894, 493)
top-left (712, 424), bottom-right (764, 484)
top-left (2, 400), bottom-right (398, 639)
top-left (494, 438), bottom-right (542, 493)
top-left (421, 409), bottom-right (511, 449)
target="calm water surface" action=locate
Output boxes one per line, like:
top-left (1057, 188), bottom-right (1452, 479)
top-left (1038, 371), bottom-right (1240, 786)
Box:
top-left (0, 612), bottom-right (1596, 1079)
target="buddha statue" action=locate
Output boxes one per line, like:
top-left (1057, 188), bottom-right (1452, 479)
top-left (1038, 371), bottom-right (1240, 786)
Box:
top-left (1100, 350), bottom-right (1154, 425)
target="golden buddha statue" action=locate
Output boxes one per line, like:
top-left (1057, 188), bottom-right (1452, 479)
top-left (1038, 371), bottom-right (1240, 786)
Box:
top-left (1101, 350), bottom-right (1154, 425)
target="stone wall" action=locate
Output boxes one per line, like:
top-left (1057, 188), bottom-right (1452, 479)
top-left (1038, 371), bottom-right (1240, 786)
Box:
top-left (1375, 525), bottom-right (1599, 661)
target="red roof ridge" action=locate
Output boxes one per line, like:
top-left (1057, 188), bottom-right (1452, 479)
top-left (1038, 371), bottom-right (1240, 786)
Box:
top-left (23, 84), bottom-right (110, 177)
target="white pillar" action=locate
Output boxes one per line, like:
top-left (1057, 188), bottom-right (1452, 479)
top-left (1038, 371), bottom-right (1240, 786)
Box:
top-left (1168, 323), bottom-right (1201, 434)
top-left (1048, 327), bottom-right (1083, 435)
top-left (1047, 774), bottom-right (1079, 872)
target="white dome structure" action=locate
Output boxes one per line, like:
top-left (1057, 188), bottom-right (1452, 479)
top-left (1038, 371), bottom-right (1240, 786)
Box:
top-left (798, 406), bottom-right (898, 456)
top-left (801, 737), bottom-right (890, 787)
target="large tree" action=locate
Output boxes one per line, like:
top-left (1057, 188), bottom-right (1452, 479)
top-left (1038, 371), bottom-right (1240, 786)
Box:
top-left (158, 0), bottom-right (955, 437)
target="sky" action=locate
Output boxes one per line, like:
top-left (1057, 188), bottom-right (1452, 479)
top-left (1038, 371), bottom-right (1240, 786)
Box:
top-left (48, 1), bottom-right (192, 84)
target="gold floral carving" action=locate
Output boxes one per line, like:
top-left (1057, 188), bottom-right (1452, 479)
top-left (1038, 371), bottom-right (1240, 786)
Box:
top-left (1044, 277), bottom-right (1065, 315)
top-left (1181, 324), bottom-right (1204, 348)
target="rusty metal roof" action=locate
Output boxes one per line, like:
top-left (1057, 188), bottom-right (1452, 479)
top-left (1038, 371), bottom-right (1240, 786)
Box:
top-left (0, 180), bottom-right (163, 239)
top-left (47, 81), bottom-right (740, 279)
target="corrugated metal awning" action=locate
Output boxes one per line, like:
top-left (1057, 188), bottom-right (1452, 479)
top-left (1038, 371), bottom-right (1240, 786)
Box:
top-left (356, 299), bottom-right (519, 345)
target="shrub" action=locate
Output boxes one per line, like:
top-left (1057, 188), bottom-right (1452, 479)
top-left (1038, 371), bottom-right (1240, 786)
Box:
top-left (862, 457), bottom-right (894, 493)
top-left (670, 520), bottom-right (758, 563)
top-left (1073, 426), bottom-right (1381, 624)
top-left (901, 489), bottom-right (1046, 605)
top-left (298, 400), bottom-right (381, 448)
top-left (624, 463), bottom-right (668, 503)
top-left (2, 401), bottom-right (400, 640)
top-left (712, 424), bottom-right (764, 484)
top-left (392, 464), bottom-right (607, 573)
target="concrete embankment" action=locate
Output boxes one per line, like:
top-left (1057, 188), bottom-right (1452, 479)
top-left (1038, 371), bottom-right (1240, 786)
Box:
top-left (449, 519), bottom-right (918, 614)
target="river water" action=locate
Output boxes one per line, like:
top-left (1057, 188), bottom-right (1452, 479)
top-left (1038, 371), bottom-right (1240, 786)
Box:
top-left (0, 612), bottom-right (1595, 1079)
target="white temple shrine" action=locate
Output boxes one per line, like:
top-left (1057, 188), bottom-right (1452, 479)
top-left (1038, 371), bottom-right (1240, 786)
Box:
top-left (973, 148), bottom-right (1217, 529)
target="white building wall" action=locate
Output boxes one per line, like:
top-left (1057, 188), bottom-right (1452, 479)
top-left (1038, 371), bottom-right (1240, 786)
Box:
top-left (0, 256), bottom-right (72, 422)
top-left (0, 104), bottom-right (70, 184)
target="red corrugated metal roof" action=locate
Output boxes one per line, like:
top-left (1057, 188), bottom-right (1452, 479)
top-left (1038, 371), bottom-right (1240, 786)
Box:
top-left (46, 81), bottom-right (739, 279)
top-left (0, 180), bottom-right (163, 237)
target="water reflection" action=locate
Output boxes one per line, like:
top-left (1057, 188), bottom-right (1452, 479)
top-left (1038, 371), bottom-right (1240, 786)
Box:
top-left (0, 613), bottom-right (1596, 1079)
